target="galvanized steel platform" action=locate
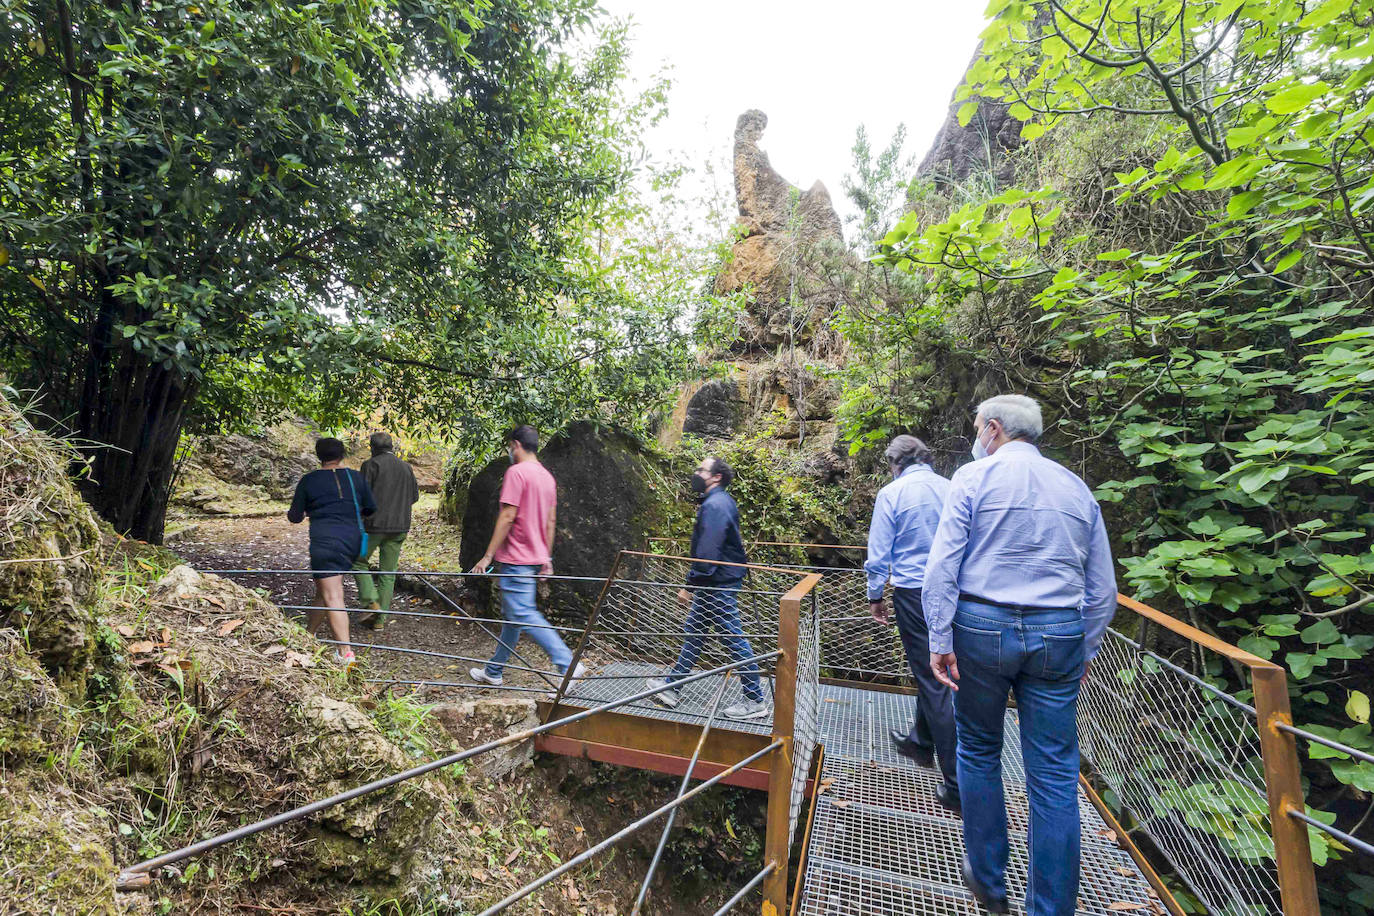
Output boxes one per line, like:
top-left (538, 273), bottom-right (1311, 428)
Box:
top-left (798, 684), bottom-right (1159, 915)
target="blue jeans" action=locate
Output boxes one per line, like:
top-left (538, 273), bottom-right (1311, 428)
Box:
top-left (953, 598), bottom-right (1085, 916)
top-left (486, 564), bottom-right (574, 677)
top-left (667, 584), bottom-right (764, 703)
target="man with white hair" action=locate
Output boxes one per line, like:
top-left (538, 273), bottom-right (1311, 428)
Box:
top-left (864, 434), bottom-right (959, 810)
top-left (922, 394), bottom-right (1117, 916)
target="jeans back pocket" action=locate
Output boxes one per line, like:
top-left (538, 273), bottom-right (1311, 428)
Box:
top-left (953, 620), bottom-right (1003, 674)
top-left (1039, 632), bottom-right (1086, 681)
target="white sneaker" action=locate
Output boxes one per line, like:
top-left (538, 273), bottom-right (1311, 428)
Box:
top-left (470, 667), bottom-right (503, 686)
top-left (568, 662), bottom-right (588, 681)
top-left (645, 677), bottom-right (680, 708)
top-left (722, 699), bottom-right (771, 721)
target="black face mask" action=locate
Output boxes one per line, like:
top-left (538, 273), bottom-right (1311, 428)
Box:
top-left (690, 474), bottom-right (708, 496)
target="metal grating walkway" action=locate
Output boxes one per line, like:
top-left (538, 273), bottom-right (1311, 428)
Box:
top-left (799, 684), bottom-right (1160, 915)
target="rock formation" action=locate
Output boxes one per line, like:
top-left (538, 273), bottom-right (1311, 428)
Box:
top-left (713, 110), bottom-right (846, 351)
top-left (917, 55), bottom-right (1025, 186)
top-left (457, 422), bottom-right (680, 618)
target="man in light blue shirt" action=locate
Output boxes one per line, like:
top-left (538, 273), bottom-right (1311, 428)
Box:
top-left (864, 435), bottom-right (958, 809)
top-left (922, 395), bottom-right (1116, 916)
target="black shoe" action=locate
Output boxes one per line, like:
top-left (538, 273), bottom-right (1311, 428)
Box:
top-left (961, 856), bottom-right (1010, 914)
top-left (935, 783), bottom-right (961, 813)
top-left (888, 729), bottom-right (935, 767)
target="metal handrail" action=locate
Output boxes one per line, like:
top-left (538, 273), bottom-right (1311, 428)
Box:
top-left (115, 650), bottom-right (780, 889)
top-left (1277, 722), bottom-right (1374, 768)
top-left (632, 673), bottom-right (736, 915)
top-left (476, 740), bottom-right (785, 916)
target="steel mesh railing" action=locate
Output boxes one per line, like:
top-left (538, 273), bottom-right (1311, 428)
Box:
top-left (558, 551), bottom-right (821, 841)
top-left (1080, 627), bottom-right (1281, 914)
top-left (647, 540), bottom-right (910, 687)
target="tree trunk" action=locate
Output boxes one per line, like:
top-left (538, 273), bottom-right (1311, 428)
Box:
top-left (77, 352), bottom-right (197, 544)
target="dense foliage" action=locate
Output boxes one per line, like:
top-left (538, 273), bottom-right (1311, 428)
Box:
top-left (0, 0), bottom-right (690, 541)
top-left (834, 0), bottom-right (1374, 903)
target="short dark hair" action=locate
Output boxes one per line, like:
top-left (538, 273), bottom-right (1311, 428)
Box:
top-left (315, 437), bottom-right (346, 463)
top-left (884, 435), bottom-right (931, 471)
top-left (369, 432), bottom-right (393, 454)
top-left (507, 425), bottom-right (539, 453)
top-left (707, 456), bottom-right (734, 488)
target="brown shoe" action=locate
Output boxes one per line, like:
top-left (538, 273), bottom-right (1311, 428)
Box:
top-left (357, 602), bottom-right (381, 627)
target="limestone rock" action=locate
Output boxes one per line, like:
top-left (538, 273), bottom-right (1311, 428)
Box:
top-left (915, 17), bottom-right (1052, 189)
top-left (0, 777), bottom-right (118, 915)
top-left (292, 694), bottom-right (444, 879)
top-left (194, 430), bottom-right (318, 500)
top-left (457, 422), bottom-right (676, 619)
top-left (432, 697), bottom-right (539, 779)
top-left (715, 111), bottom-right (845, 351)
top-left (0, 396), bottom-right (104, 698)
top-left (683, 379), bottom-right (746, 439)
top-left (0, 630), bottom-right (77, 764)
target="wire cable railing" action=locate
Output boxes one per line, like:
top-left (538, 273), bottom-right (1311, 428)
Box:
top-left (127, 547), bottom-right (1363, 914)
top-left (116, 650), bottom-right (782, 891)
top-left (118, 559), bottom-right (821, 914)
top-left (646, 539), bottom-right (908, 686)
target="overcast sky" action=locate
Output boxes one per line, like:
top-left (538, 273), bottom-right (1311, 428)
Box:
top-left (597, 1), bottom-right (992, 232)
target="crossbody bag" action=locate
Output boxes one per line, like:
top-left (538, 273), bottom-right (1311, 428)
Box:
top-left (344, 470), bottom-right (369, 559)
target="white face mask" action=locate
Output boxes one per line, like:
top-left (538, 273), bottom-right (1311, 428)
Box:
top-left (971, 425), bottom-right (992, 461)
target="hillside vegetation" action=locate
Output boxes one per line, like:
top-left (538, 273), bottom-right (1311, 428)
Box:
top-left (830, 1), bottom-right (1374, 906)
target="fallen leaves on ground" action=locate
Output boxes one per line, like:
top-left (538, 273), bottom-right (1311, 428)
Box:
top-left (284, 650), bottom-right (315, 668)
top-left (216, 618), bottom-right (244, 636)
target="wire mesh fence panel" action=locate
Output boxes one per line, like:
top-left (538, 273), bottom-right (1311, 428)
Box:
top-left (647, 540), bottom-right (911, 686)
top-left (560, 552), bottom-right (821, 840)
top-left (1079, 629), bottom-right (1282, 915)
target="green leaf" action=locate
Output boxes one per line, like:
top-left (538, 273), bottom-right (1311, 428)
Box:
top-left (1300, 0), bottom-right (1352, 28)
top-left (1274, 249), bottom-right (1304, 273)
top-left (1287, 652), bottom-right (1324, 679)
top-left (1226, 190), bottom-right (1264, 219)
top-left (1347, 690), bottom-right (1370, 724)
top-left (1300, 619), bottom-right (1341, 645)
top-left (1097, 248), bottom-right (1133, 261)
top-left (957, 101), bottom-right (979, 127)
top-left (1266, 81), bottom-right (1330, 115)
top-left (1238, 634), bottom-right (1279, 659)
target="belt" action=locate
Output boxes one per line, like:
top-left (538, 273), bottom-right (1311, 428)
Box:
top-left (959, 593), bottom-right (1077, 614)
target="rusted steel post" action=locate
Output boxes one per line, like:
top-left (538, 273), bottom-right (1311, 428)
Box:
top-left (542, 552), bottom-right (623, 723)
top-left (762, 574), bottom-right (817, 914)
top-left (1252, 663), bottom-right (1320, 915)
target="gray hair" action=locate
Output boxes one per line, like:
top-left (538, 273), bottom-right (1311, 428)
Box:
top-left (369, 432), bottom-right (394, 454)
top-left (976, 395), bottom-right (1043, 441)
top-left (884, 434), bottom-right (931, 470)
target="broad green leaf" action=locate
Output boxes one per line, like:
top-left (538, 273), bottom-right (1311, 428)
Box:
top-left (1347, 691), bottom-right (1370, 724)
top-left (1266, 82), bottom-right (1330, 115)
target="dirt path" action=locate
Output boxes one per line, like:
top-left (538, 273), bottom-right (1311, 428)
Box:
top-left (169, 506), bottom-right (571, 698)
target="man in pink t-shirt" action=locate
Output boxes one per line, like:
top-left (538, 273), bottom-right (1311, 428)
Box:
top-left (469, 425), bottom-right (585, 686)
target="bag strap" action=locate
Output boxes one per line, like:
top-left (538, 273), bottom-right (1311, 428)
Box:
top-left (344, 470), bottom-right (365, 536)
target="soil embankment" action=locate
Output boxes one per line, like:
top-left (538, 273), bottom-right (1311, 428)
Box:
top-left (0, 398), bottom-right (766, 915)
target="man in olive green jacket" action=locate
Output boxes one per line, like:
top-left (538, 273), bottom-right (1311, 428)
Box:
top-left (352, 432), bottom-right (420, 629)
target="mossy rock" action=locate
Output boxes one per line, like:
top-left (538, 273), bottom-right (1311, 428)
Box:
top-left (0, 774), bottom-right (118, 915)
top-left (0, 396), bottom-right (104, 699)
top-left (291, 695), bottom-right (445, 882)
top-left (0, 630), bottom-right (78, 764)
top-left (456, 422), bottom-right (681, 620)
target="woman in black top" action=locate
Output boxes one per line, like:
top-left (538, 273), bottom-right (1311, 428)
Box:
top-left (288, 437), bottom-right (376, 665)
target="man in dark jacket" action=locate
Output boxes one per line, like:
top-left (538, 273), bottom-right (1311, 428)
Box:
top-left (647, 456), bottom-right (769, 720)
top-left (352, 432), bottom-right (420, 630)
